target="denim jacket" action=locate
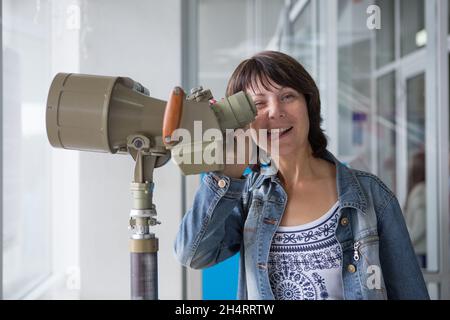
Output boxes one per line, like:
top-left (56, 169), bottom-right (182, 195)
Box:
top-left (174, 150), bottom-right (429, 300)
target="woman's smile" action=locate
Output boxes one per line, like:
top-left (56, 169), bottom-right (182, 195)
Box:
top-left (267, 126), bottom-right (294, 140)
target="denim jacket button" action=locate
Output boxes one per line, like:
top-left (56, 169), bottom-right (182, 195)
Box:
top-left (347, 264), bottom-right (357, 273)
top-left (340, 217), bottom-right (349, 226)
top-left (218, 179), bottom-right (227, 188)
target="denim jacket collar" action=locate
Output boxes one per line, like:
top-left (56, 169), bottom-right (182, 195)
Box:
top-left (255, 149), bottom-right (368, 214)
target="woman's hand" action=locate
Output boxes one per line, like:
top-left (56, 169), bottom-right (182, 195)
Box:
top-left (220, 126), bottom-right (256, 179)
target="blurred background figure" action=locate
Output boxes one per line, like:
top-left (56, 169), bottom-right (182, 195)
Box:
top-left (404, 150), bottom-right (426, 269)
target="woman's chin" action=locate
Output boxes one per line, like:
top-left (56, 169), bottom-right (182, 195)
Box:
top-left (265, 144), bottom-right (296, 160)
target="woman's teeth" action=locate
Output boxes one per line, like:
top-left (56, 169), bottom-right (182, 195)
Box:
top-left (268, 127), bottom-right (293, 135)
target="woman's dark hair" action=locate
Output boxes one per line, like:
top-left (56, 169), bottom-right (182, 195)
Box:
top-left (226, 50), bottom-right (328, 159)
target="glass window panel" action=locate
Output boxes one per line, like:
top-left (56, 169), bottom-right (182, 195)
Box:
top-left (375, 0), bottom-right (395, 68)
top-left (198, 0), bottom-right (284, 97)
top-left (406, 74), bottom-right (425, 157)
top-left (448, 1), bottom-right (450, 34)
top-left (404, 73), bottom-right (427, 269)
top-left (337, 0), bottom-right (373, 171)
top-left (259, 0), bottom-right (286, 49)
top-left (376, 72), bottom-right (396, 192)
top-left (198, 0), bottom-right (250, 97)
top-left (400, 0), bottom-right (425, 57)
top-left (292, 2), bottom-right (313, 74)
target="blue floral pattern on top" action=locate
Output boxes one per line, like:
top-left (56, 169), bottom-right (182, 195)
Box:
top-left (268, 202), bottom-right (343, 300)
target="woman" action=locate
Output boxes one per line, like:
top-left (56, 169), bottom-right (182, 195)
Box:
top-left (174, 51), bottom-right (429, 300)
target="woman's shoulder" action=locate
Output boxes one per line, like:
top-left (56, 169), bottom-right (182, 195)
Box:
top-left (349, 168), bottom-right (394, 194)
top-left (348, 167), bottom-right (397, 210)
top-left (324, 150), bottom-right (395, 200)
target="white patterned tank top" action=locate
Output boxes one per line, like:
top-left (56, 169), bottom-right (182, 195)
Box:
top-left (268, 201), bottom-right (344, 300)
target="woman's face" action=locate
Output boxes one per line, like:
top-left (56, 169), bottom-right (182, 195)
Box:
top-left (247, 82), bottom-right (310, 157)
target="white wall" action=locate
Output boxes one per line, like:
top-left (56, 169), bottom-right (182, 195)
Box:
top-left (77, 0), bottom-right (183, 299)
top-left (3, 0), bottom-right (55, 299)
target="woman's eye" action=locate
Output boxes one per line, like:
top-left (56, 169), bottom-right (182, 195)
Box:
top-left (281, 94), bottom-right (294, 102)
top-left (254, 101), bottom-right (265, 109)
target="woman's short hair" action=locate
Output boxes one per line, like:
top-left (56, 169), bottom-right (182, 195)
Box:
top-left (226, 50), bottom-right (328, 159)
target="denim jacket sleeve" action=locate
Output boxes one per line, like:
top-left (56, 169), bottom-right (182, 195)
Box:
top-left (174, 172), bottom-right (251, 269)
top-left (378, 193), bottom-right (430, 299)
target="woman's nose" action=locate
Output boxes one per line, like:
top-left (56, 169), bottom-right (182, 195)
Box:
top-left (267, 101), bottom-right (286, 120)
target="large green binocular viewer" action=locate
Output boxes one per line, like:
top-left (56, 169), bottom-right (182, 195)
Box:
top-left (46, 73), bottom-right (256, 175)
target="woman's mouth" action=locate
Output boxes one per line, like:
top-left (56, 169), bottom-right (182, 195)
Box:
top-left (267, 127), bottom-right (294, 140)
